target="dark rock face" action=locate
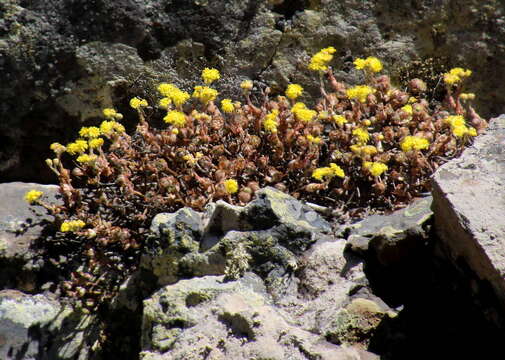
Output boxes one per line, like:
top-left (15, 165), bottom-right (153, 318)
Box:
top-left (1, 0), bottom-right (504, 182)
top-left (432, 114), bottom-right (505, 327)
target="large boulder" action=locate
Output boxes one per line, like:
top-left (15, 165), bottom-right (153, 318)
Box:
top-left (432, 114), bottom-right (505, 325)
top-left (1, 0), bottom-right (504, 182)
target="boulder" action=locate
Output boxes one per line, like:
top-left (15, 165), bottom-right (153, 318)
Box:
top-left (432, 114), bottom-right (505, 324)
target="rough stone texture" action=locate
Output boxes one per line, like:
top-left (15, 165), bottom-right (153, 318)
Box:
top-left (346, 196), bottom-right (433, 265)
top-left (432, 114), bottom-right (505, 322)
top-left (0, 290), bottom-right (60, 360)
top-left (0, 182), bottom-right (60, 292)
top-left (1, 0), bottom-right (504, 182)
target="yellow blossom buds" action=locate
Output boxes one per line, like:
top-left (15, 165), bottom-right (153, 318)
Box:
top-left (193, 86), bottom-right (218, 104)
top-left (240, 80), bottom-right (253, 91)
top-left (24, 190), bottom-right (43, 204)
top-left (79, 126), bottom-right (101, 139)
top-left (224, 179), bottom-right (239, 194)
top-left (460, 93), bottom-right (476, 101)
top-left (201, 68), bottom-right (221, 84)
top-left (76, 154), bottom-right (97, 165)
top-left (221, 99), bottom-right (235, 113)
top-left (308, 46), bottom-right (336, 71)
top-left (285, 84), bottom-right (303, 100)
top-left (346, 85), bottom-right (375, 103)
top-left (130, 97), bottom-right (148, 109)
top-left (66, 140), bottom-right (89, 155)
top-left (312, 163), bottom-right (345, 181)
top-left (443, 67), bottom-right (472, 86)
top-left (100, 120), bottom-right (125, 135)
top-left (400, 136), bottom-right (430, 152)
top-left (353, 56), bottom-right (383, 73)
top-left (263, 109), bottom-right (279, 133)
top-left (60, 220), bottom-right (86, 233)
top-left (401, 104), bottom-right (413, 115)
top-left (50, 142), bottom-right (66, 154)
top-left (363, 161), bottom-right (388, 177)
top-left (306, 134), bottom-right (322, 144)
top-left (102, 108), bottom-right (123, 120)
top-left (163, 111), bottom-right (187, 127)
top-left (444, 115), bottom-right (477, 138)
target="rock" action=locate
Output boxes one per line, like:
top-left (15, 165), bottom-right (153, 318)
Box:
top-left (141, 274), bottom-right (380, 360)
top-left (432, 114), bottom-right (505, 324)
top-left (0, 290), bottom-right (60, 360)
top-left (346, 196), bottom-right (433, 266)
top-left (0, 182), bottom-right (60, 292)
top-left (2, 0), bottom-right (504, 182)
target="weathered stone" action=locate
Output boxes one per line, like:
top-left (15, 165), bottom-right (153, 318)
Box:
top-left (0, 290), bottom-right (60, 360)
top-left (0, 182), bottom-right (60, 291)
top-left (432, 114), bottom-right (505, 319)
top-left (346, 196), bottom-right (433, 265)
top-left (141, 274), bottom-right (379, 360)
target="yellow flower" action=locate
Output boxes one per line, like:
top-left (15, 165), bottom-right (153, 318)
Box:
top-left (130, 97), bottom-right (148, 109)
top-left (66, 140), bottom-right (89, 155)
top-left (285, 84), bottom-right (303, 100)
top-left (400, 135), bottom-right (430, 152)
top-left (170, 89), bottom-right (191, 107)
top-left (361, 145), bottom-right (378, 156)
top-left (79, 126), bottom-right (101, 139)
top-left (401, 104), bottom-right (413, 115)
top-left (408, 97), bottom-right (417, 104)
top-left (291, 102), bottom-right (316, 122)
top-left (171, 128), bottom-right (179, 135)
top-left (467, 127), bottom-right (478, 137)
top-left (60, 220), bottom-right (86, 232)
top-left (364, 161), bottom-right (388, 177)
top-left (452, 125), bottom-right (468, 137)
top-left (102, 108), bottom-right (122, 120)
top-left (24, 190), bottom-right (43, 204)
top-left (352, 128), bottom-right (370, 143)
top-left (332, 115), bottom-right (347, 126)
top-left (221, 98), bottom-right (235, 113)
top-left (308, 46), bottom-right (336, 71)
top-left (76, 154), bottom-right (97, 164)
top-left (240, 80), bottom-right (253, 91)
top-left (100, 120), bottom-right (125, 135)
top-left (329, 163), bottom-right (345, 178)
top-left (50, 142), bottom-right (66, 154)
top-left (224, 179), bottom-right (239, 194)
top-left (159, 97), bottom-right (172, 109)
top-left (157, 83), bottom-right (177, 97)
top-left (202, 68), bottom-right (221, 84)
top-left (443, 67), bottom-right (472, 85)
top-left (306, 134), bottom-right (322, 144)
top-left (312, 163), bottom-right (345, 181)
top-left (263, 109), bottom-right (279, 133)
top-left (353, 57), bottom-right (383, 73)
top-left (88, 138), bottom-right (104, 149)
top-left (346, 85), bottom-right (375, 103)
top-left (193, 86), bottom-right (218, 104)
top-left (445, 115), bottom-right (466, 128)
top-left (164, 111), bottom-right (187, 127)
top-left (460, 93), bottom-right (475, 101)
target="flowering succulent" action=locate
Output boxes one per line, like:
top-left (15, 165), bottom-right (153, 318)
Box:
top-left (24, 190), bottom-right (43, 204)
top-left (29, 47), bottom-right (486, 311)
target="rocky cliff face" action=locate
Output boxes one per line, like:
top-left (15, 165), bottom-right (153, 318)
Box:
top-left (1, 0), bottom-right (504, 182)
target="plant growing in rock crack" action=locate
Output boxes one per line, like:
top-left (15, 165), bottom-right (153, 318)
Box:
top-left (26, 48), bottom-right (486, 309)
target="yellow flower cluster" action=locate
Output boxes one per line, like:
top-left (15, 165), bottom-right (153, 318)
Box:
top-left (312, 163), bottom-right (345, 181)
top-left (444, 115), bottom-right (477, 138)
top-left (263, 109), bottom-right (279, 133)
top-left (183, 152), bottom-right (203, 165)
top-left (240, 80), bottom-right (253, 91)
top-left (352, 128), bottom-right (370, 143)
top-left (163, 111), bottom-right (187, 127)
top-left (89, 138), bottom-right (104, 149)
top-left (79, 126), bottom-right (101, 138)
top-left (100, 120), bottom-right (125, 135)
top-left (285, 84), bottom-right (303, 100)
top-left (401, 104), bottom-right (413, 115)
top-left (60, 220), bottom-right (86, 232)
top-left (24, 190), bottom-right (43, 204)
top-left (193, 86), bottom-right (218, 104)
top-left (221, 99), bottom-right (235, 113)
top-left (346, 85), bottom-right (375, 103)
top-left (50, 142), bottom-right (66, 154)
top-left (202, 68), bottom-right (221, 84)
top-left (363, 161), bottom-right (388, 177)
top-left (350, 144), bottom-right (377, 156)
top-left (76, 154), bottom-right (97, 165)
top-left (130, 97), bottom-right (148, 109)
top-left (400, 135), bottom-right (430, 152)
top-left (308, 46), bottom-right (336, 71)
top-left (291, 102), bottom-right (316, 122)
top-left (443, 67), bottom-right (472, 86)
top-left (224, 179), bottom-right (239, 194)
top-left (103, 108), bottom-right (123, 120)
top-left (353, 56), bottom-right (383, 73)
top-left (66, 140), bottom-right (89, 155)
top-left (332, 115), bottom-right (347, 126)
top-left (460, 93), bottom-right (475, 101)
top-left (157, 83), bottom-right (190, 107)
top-left (306, 134), bottom-right (322, 144)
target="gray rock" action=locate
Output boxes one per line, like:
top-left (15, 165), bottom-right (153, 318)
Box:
top-left (432, 114), bottom-right (505, 321)
top-left (0, 182), bottom-right (60, 292)
top-left (0, 290), bottom-right (60, 360)
top-left (141, 274), bottom-right (380, 360)
top-left (346, 196), bottom-right (433, 265)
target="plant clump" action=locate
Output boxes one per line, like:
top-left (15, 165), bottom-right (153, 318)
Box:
top-left (26, 50), bottom-right (486, 309)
